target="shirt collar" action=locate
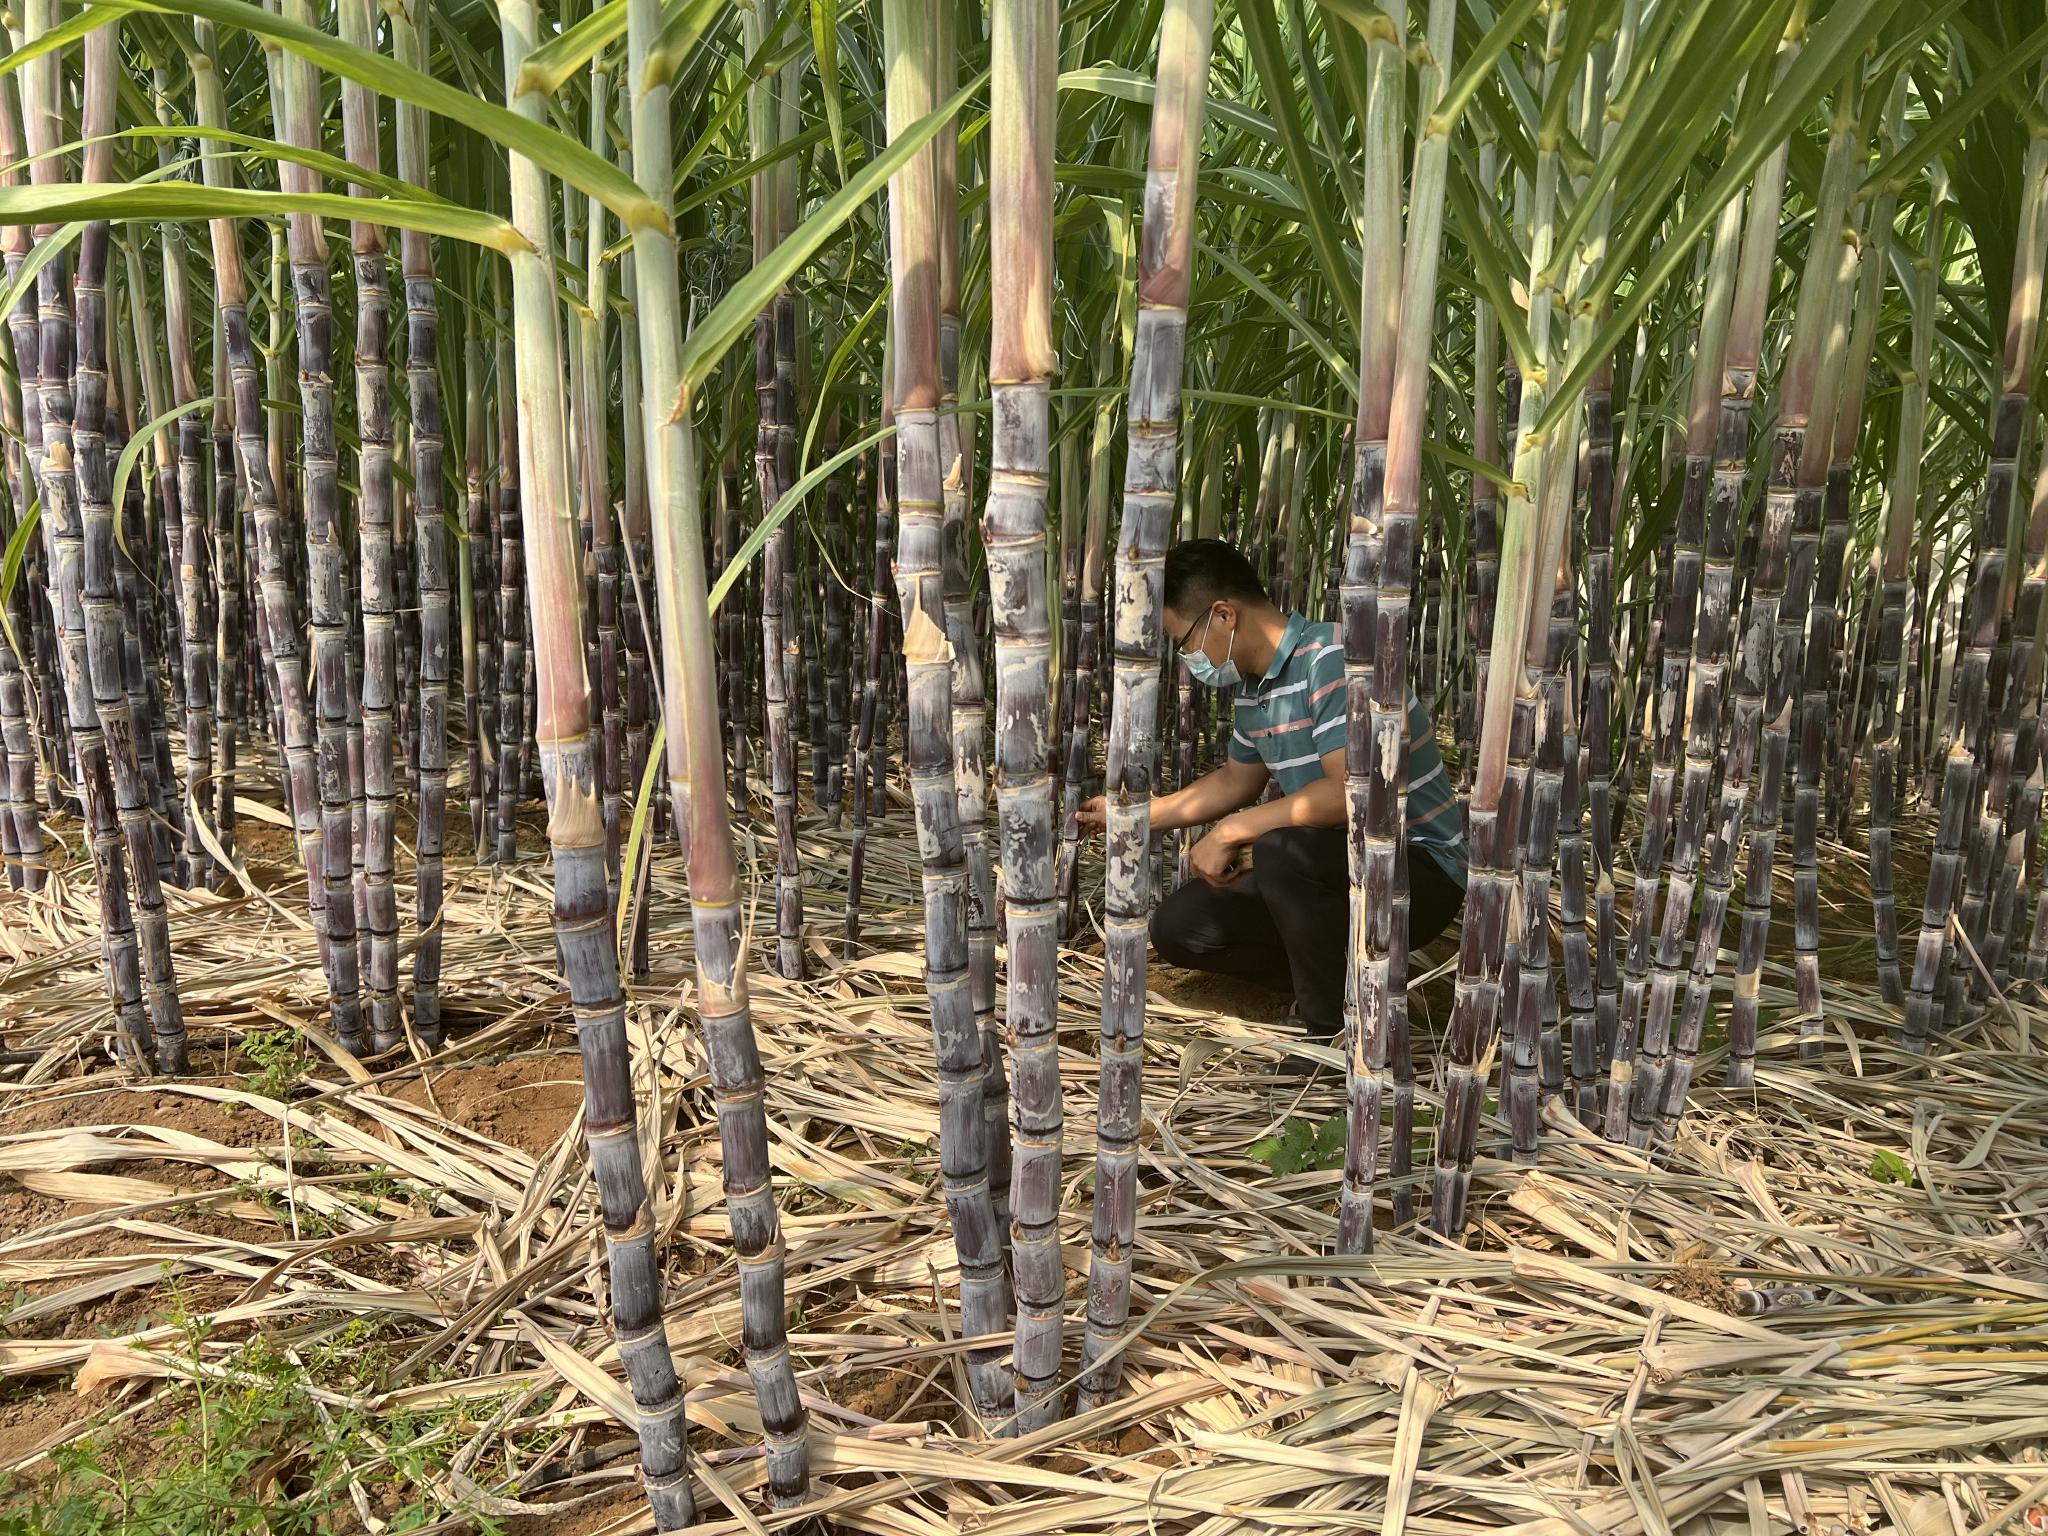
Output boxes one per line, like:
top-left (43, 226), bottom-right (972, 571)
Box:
top-left (1256, 610), bottom-right (1308, 688)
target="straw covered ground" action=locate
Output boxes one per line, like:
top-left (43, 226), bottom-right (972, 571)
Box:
top-left (0, 781), bottom-right (2045, 1535)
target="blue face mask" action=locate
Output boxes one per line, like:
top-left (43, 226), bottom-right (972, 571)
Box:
top-left (1183, 610), bottom-right (1241, 690)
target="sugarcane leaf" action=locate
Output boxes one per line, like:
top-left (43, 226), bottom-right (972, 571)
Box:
top-left (0, 223), bottom-right (85, 344)
top-left (0, 496), bottom-right (38, 618)
top-left (517, 0), bottom-right (625, 96)
top-left (113, 0), bottom-right (669, 232)
top-left (1241, 0), bottom-right (1361, 337)
top-left (1058, 67), bottom-right (1311, 159)
top-left (1538, 0), bottom-right (1907, 437)
top-left (672, 70), bottom-right (984, 413)
top-left (0, 182), bottom-right (527, 253)
top-left (798, 284), bottom-right (889, 474)
top-left (1313, 0), bottom-right (1393, 42)
top-left (128, 124), bottom-right (451, 206)
top-left (1198, 239), bottom-right (1359, 398)
top-left (111, 399), bottom-right (211, 564)
top-left (709, 423), bottom-right (893, 612)
top-left (1864, 21), bottom-right (2048, 197)
top-left (0, 4), bottom-right (115, 80)
top-left (648, 0), bottom-right (728, 89)
top-left (616, 717), bottom-right (665, 948)
top-left (813, 0), bottom-right (850, 181)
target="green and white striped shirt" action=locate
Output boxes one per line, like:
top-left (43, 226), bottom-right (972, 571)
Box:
top-left (1225, 612), bottom-right (1468, 885)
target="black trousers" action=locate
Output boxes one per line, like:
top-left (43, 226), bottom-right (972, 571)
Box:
top-left (1151, 824), bottom-right (1464, 1039)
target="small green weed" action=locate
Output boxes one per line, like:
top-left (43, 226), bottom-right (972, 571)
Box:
top-left (0, 1306), bottom-right (502, 1536)
top-left (240, 1029), bottom-right (307, 1101)
top-left (1248, 1114), bottom-right (1349, 1175)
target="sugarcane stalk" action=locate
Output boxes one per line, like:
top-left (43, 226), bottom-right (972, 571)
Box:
top-left (1658, 83), bottom-right (1796, 1116)
top-left (989, 0), bottom-right (1062, 1430)
top-left (884, 0), bottom-right (1015, 1432)
top-left (1620, 188), bottom-right (1745, 1139)
top-left (1905, 103), bottom-right (2047, 1052)
top-left (389, 0), bottom-right (449, 1046)
top-left (1434, 0), bottom-right (1572, 1237)
top-left (20, 0), bottom-right (148, 1058)
top-left (1964, 106), bottom-right (2048, 995)
top-left (63, 7), bottom-right (185, 1070)
top-left (1336, 4), bottom-right (1404, 1248)
top-left (1795, 109), bottom-right (1895, 1042)
top-left (1463, 139), bottom-right (1501, 810)
top-left (0, 80), bottom-right (45, 893)
top-left (1079, 0), bottom-right (1215, 1397)
top-left (1056, 350), bottom-right (1113, 939)
top-left (633, 0), bottom-right (811, 1495)
top-left (333, 0), bottom-right (402, 1053)
top-left (1713, 95), bottom-right (1860, 1101)
top-left (501, 1), bottom-right (695, 1521)
top-left (269, 0), bottom-right (364, 1050)
top-left (846, 349), bottom-right (894, 955)
top-left (930, 1), bottom-right (1007, 1238)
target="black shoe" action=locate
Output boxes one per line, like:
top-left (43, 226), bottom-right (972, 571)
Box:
top-left (1275, 1012), bottom-right (1344, 1078)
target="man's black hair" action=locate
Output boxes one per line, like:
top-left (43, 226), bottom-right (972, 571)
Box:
top-left (1163, 538), bottom-right (1270, 617)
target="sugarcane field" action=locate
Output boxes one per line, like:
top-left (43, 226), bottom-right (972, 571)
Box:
top-left (6, 0), bottom-right (2048, 1530)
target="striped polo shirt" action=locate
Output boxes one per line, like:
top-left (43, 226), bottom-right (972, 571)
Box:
top-left (1226, 612), bottom-right (1467, 885)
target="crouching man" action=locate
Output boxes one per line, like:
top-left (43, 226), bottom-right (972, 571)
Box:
top-left (1080, 538), bottom-right (1467, 1049)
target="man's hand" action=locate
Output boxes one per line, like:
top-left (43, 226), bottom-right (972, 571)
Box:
top-left (1191, 817), bottom-right (1251, 885)
top-left (1076, 795), bottom-right (1107, 836)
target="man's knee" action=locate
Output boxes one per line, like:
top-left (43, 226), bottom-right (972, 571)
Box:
top-left (1252, 824), bottom-right (1320, 878)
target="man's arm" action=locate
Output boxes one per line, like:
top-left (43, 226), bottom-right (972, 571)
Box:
top-left (1150, 755), bottom-right (1269, 832)
top-left (1216, 745), bottom-right (1346, 839)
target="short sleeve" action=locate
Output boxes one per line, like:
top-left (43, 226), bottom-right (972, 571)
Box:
top-left (1307, 643), bottom-right (1347, 746)
top-left (1227, 697), bottom-right (1259, 763)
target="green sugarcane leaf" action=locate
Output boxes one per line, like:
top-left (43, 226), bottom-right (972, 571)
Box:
top-left (710, 424), bottom-right (895, 612)
top-left (673, 70), bottom-right (984, 412)
top-left (0, 4), bottom-right (115, 81)
top-left (127, 123), bottom-right (451, 205)
top-left (1864, 22), bottom-right (2048, 196)
top-left (799, 284), bottom-right (889, 474)
top-left (813, 0), bottom-right (850, 182)
top-left (1541, 0), bottom-right (1907, 436)
top-left (1058, 67), bottom-right (1308, 158)
top-left (616, 716), bottom-right (666, 948)
top-left (1313, 0), bottom-right (1393, 42)
top-left (653, 0), bottom-right (729, 75)
top-left (1198, 239), bottom-right (1359, 398)
top-left (0, 497), bottom-right (38, 615)
top-left (0, 223), bottom-right (85, 342)
top-left (517, 0), bottom-right (625, 96)
top-left (114, 0), bottom-right (669, 233)
top-left (111, 398), bottom-right (212, 571)
top-left (0, 182), bottom-right (527, 253)
top-left (1241, 0), bottom-right (1361, 337)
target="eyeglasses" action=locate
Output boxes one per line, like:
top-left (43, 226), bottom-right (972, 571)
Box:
top-left (1175, 605), bottom-right (1217, 658)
